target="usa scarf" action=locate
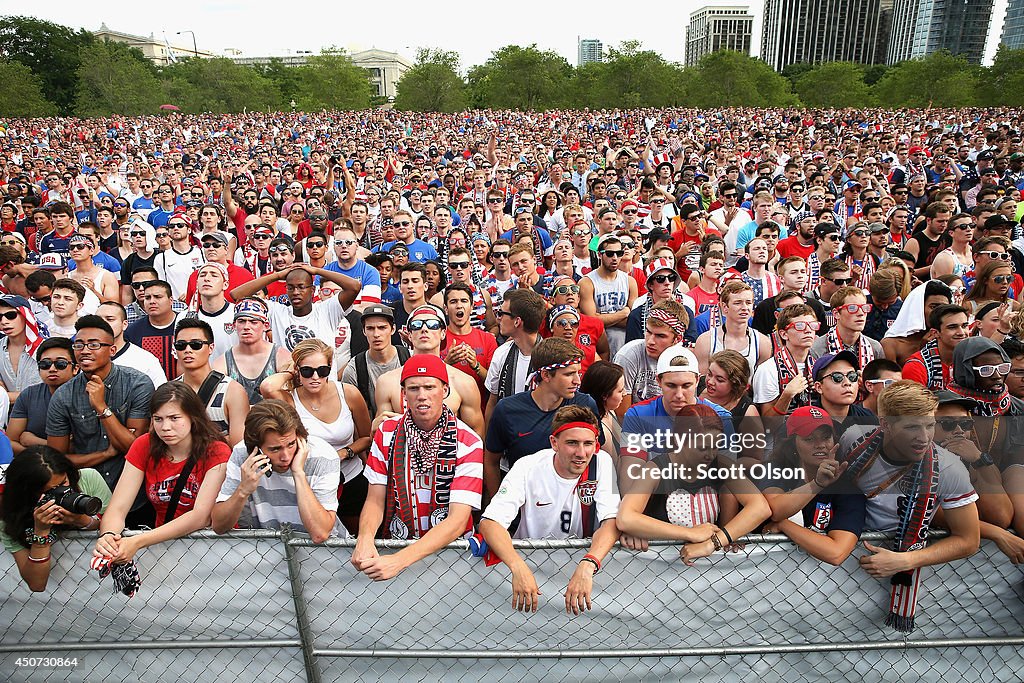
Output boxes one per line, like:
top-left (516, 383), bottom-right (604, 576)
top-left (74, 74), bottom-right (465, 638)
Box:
top-left (842, 427), bottom-right (938, 633)
top-left (776, 346), bottom-right (814, 411)
top-left (917, 339), bottom-right (947, 391)
top-left (947, 382), bottom-right (1012, 417)
top-left (384, 405), bottom-right (459, 540)
top-left (825, 328), bottom-right (876, 369)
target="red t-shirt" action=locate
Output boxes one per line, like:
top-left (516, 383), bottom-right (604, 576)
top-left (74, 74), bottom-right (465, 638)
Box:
top-left (775, 236), bottom-right (815, 261)
top-left (902, 352), bottom-right (953, 390)
top-left (125, 434), bottom-right (231, 525)
top-left (442, 328), bottom-right (498, 400)
top-left (184, 263), bottom-right (255, 306)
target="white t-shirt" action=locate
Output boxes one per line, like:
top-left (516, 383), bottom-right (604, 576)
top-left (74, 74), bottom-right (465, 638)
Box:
top-left (265, 295), bottom-right (350, 356)
top-left (185, 302), bottom-right (237, 362)
top-left (113, 342), bottom-right (167, 388)
top-left (482, 449), bottom-right (619, 539)
top-left (216, 435), bottom-right (345, 537)
top-left (156, 246), bottom-right (205, 299)
top-left (485, 340), bottom-right (531, 397)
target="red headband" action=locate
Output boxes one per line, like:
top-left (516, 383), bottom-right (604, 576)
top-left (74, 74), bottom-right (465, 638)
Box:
top-left (552, 421), bottom-right (600, 437)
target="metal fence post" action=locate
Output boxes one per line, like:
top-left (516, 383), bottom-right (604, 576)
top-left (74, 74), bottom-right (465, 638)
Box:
top-left (283, 528), bottom-right (322, 683)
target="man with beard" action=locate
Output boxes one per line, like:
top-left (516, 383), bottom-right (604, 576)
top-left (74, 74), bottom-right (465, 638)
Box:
top-left (776, 211), bottom-right (816, 260)
top-left (324, 226), bottom-right (382, 308)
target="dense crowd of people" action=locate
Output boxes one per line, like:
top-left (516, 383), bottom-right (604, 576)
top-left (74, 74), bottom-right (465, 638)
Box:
top-left (1, 107), bottom-right (1023, 630)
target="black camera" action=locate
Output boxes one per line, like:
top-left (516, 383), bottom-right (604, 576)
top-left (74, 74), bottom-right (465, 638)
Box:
top-left (38, 486), bottom-right (102, 515)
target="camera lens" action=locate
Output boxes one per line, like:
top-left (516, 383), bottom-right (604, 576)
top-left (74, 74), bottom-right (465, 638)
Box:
top-left (50, 486), bottom-right (103, 515)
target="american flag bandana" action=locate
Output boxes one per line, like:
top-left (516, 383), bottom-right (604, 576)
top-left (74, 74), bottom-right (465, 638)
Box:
top-left (0, 295), bottom-right (47, 355)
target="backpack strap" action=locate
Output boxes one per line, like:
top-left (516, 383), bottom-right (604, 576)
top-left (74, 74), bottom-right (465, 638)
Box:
top-left (197, 371), bottom-right (226, 407)
top-left (577, 456), bottom-right (600, 539)
top-left (397, 345), bottom-right (411, 363)
top-left (355, 353), bottom-right (371, 411)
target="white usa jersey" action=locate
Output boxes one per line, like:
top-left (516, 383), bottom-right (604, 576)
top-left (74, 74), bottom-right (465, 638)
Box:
top-left (482, 449), bottom-right (619, 539)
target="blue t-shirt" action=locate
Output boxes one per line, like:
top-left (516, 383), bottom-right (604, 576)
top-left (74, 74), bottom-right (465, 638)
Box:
top-left (324, 259), bottom-right (382, 290)
top-left (485, 391), bottom-right (602, 468)
top-left (132, 197), bottom-right (156, 211)
top-left (380, 280), bottom-right (401, 307)
top-left (622, 396), bottom-right (733, 460)
top-left (147, 207), bottom-right (176, 228)
top-left (67, 250), bottom-right (121, 274)
top-left (372, 239), bottom-right (438, 263)
top-left (39, 231), bottom-right (74, 256)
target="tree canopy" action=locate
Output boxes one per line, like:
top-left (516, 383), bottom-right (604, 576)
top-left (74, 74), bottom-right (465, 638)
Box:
top-left (395, 49), bottom-right (468, 112)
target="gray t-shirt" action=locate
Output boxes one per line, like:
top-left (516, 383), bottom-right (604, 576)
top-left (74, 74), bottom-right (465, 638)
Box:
top-left (0, 337), bottom-right (41, 395)
top-left (613, 339), bottom-right (659, 404)
top-left (341, 349), bottom-right (405, 415)
top-left (10, 383), bottom-right (51, 440)
top-left (47, 364), bottom-right (155, 490)
top-left (839, 425), bottom-right (978, 533)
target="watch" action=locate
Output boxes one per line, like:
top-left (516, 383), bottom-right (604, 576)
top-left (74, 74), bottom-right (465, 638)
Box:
top-left (344, 446), bottom-right (355, 460)
top-left (971, 452), bottom-right (995, 470)
top-left (98, 407), bottom-right (114, 419)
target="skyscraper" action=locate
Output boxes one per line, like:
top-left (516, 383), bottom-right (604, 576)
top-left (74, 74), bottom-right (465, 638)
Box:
top-left (887, 0), bottom-right (995, 64)
top-left (1000, 0), bottom-right (1024, 50)
top-left (760, 0), bottom-right (883, 72)
top-left (685, 5), bottom-right (755, 67)
top-left (578, 39), bottom-right (603, 66)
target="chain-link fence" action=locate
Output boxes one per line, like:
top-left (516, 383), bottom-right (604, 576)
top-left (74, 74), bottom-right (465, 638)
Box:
top-left (3, 531), bottom-right (1023, 682)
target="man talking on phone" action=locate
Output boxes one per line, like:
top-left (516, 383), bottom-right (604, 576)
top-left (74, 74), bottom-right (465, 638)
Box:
top-left (212, 399), bottom-right (343, 542)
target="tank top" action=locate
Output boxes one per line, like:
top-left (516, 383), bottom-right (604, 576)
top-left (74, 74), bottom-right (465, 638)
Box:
top-left (586, 269), bottom-right (629, 314)
top-left (224, 349), bottom-right (278, 405)
top-left (940, 247), bottom-right (972, 278)
top-left (292, 380), bottom-right (360, 483)
top-left (710, 325), bottom-right (760, 375)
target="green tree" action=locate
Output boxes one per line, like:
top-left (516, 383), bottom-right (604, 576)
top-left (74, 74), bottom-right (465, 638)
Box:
top-left (781, 61), bottom-right (815, 89)
top-left (689, 51), bottom-right (797, 107)
top-left (394, 48), bottom-right (468, 112)
top-left (0, 60), bottom-right (56, 116)
top-left (0, 15), bottom-right (94, 114)
top-left (293, 49), bottom-right (373, 110)
top-left (795, 62), bottom-right (873, 107)
top-left (74, 40), bottom-right (163, 116)
top-left (588, 41), bottom-right (685, 108)
top-left (873, 51), bottom-right (977, 107)
top-left (161, 58), bottom-right (280, 113)
top-left (979, 47), bottom-right (1024, 106)
top-left (256, 58), bottom-right (303, 104)
top-left (468, 45), bottom-right (572, 110)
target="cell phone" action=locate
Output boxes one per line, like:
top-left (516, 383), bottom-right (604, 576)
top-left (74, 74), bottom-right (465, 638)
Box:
top-left (257, 449), bottom-right (272, 478)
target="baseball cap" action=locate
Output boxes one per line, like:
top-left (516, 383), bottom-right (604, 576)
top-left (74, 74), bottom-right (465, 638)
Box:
top-left (787, 406), bottom-right (835, 437)
top-left (646, 227), bottom-right (671, 245)
top-left (984, 214), bottom-right (1013, 231)
top-left (37, 253), bottom-right (67, 270)
top-left (1011, 153), bottom-right (1024, 162)
top-left (401, 353), bottom-right (449, 386)
top-left (360, 304), bottom-right (395, 324)
top-left (977, 150), bottom-right (995, 162)
top-left (814, 222), bottom-right (840, 238)
top-left (908, 146), bottom-right (925, 155)
top-left (934, 389), bottom-right (976, 410)
top-left (843, 180), bottom-right (862, 191)
top-left (201, 231), bottom-right (230, 246)
top-left (868, 222), bottom-right (889, 234)
top-left (812, 350), bottom-right (860, 381)
top-left (656, 344), bottom-right (700, 377)
top-left (645, 257), bottom-right (676, 283)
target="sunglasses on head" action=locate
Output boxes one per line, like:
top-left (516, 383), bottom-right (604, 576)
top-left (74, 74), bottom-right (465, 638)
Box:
top-left (865, 378), bottom-right (896, 389)
top-left (269, 245), bottom-right (293, 255)
top-left (408, 318), bottom-right (444, 331)
top-left (38, 358), bottom-right (74, 370)
top-left (173, 340), bottom-right (211, 351)
top-left (298, 365), bottom-right (331, 379)
top-left (937, 417), bottom-right (974, 431)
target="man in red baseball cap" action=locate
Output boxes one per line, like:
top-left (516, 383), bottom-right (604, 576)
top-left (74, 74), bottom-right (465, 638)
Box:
top-left (353, 353), bottom-right (484, 581)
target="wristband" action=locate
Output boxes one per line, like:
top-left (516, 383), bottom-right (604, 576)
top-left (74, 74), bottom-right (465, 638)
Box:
top-left (98, 531), bottom-right (118, 539)
top-left (27, 553), bottom-right (51, 563)
top-left (710, 532), bottom-right (723, 551)
top-left (581, 553), bottom-right (601, 573)
top-left (722, 528), bottom-right (734, 545)
top-left (771, 403), bottom-right (787, 416)
top-left (25, 529), bottom-right (57, 546)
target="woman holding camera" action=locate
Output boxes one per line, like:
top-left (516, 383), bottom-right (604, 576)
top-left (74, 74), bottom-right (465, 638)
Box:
top-left (1, 445), bottom-right (111, 591)
top-left (94, 381), bottom-right (230, 566)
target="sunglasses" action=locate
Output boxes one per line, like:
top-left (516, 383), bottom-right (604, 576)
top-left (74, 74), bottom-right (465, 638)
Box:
top-left (621, 210), bottom-right (637, 215)
top-left (252, 234), bottom-right (272, 239)
top-left (650, 273), bottom-right (678, 284)
top-left (827, 277), bottom-right (853, 286)
top-left (978, 251), bottom-right (1011, 261)
top-left (129, 231), bottom-right (147, 237)
top-left (298, 365), bottom-right (331, 379)
top-left (553, 318), bottom-right (580, 329)
top-left (993, 275), bottom-right (1014, 284)
top-left (408, 318), bottom-right (444, 331)
top-left (201, 241), bottom-right (224, 249)
top-left (487, 198), bottom-right (503, 203)
top-left (448, 261), bottom-right (471, 270)
top-left (865, 378), bottom-right (896, 389)
top-left (822, 370), bottom-right (859, 384)
top-left (167, 222), bottom-right (188, 228)
top-left (173, 340), bottom-right (212, 351)
top-left (840, 303), bottom-right (872, 314)
top-left (155, 232), bottom-right (169, 239)
top-left (553, 284), bottom-right (580, 296)
top-left (132, 280), bottom-right (157, 289)
top-left (722, 193), bottom-right (738, 199)
top-left (850, 229), bottom-right (870, 238)
top-left (602, 250), bottom-right (624, 258)
top-left (491, 251), bottom-right (510, 259)
top-left (0, 310), bottom-right (20, 321)
top-left (785, 320), bottom-right (821, 332)
top-left (937, 418), bottom-right (975, 431)
top-left (974, 362), bottom-right (1011, 377)
top-left (394, 221), bottom-right (412, 227)
top-left (38, 358), bottom-right (74, 370)
top-left (69, 243), bottom-right (93, 251)
top-left (571, 229), bottom-right (590, 237)
top-left (306, 241), bottom-right (326, 249)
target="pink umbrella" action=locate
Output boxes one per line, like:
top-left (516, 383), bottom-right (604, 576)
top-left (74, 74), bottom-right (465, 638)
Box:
top-left (159, 104), bottom-right (181, 111)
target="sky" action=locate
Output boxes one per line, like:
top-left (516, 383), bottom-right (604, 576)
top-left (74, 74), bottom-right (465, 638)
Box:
top-left (19, 0), bottom-right (1010, 70)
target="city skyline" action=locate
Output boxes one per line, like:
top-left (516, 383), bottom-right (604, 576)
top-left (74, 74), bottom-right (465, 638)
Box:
top-left (16, 0), bottom-right (1012, 71)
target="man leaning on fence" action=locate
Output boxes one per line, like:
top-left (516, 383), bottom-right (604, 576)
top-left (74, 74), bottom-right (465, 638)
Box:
top-left (352, 354), bottom-right (484, 581)
top-left (480, 405), bottom-right (620, 615)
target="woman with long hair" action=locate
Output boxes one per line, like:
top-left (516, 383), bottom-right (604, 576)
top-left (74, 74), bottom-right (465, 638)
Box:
top-left (965, 260), bottom-right (1019, 313)
top-left (762, 406), bottom-right (864, 566)
top-left (700, 350), bottom-right (764, 461)
top-left (94, 381), bottom-right (230, 565)
top-left (2, 446), bottom-right (111, 591)
top-left (537, 190), bottom-right (562, 233)
top-left (580, 360), bottom-right (627, 458)
top-left (424, 260), bottom-right (447, 302)
top-left (113, 222), bottom-right (134, 264)
top-left (617, 404), bottom-right (770, 564)
top-left (260, 339), bottom-right (371, 533)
